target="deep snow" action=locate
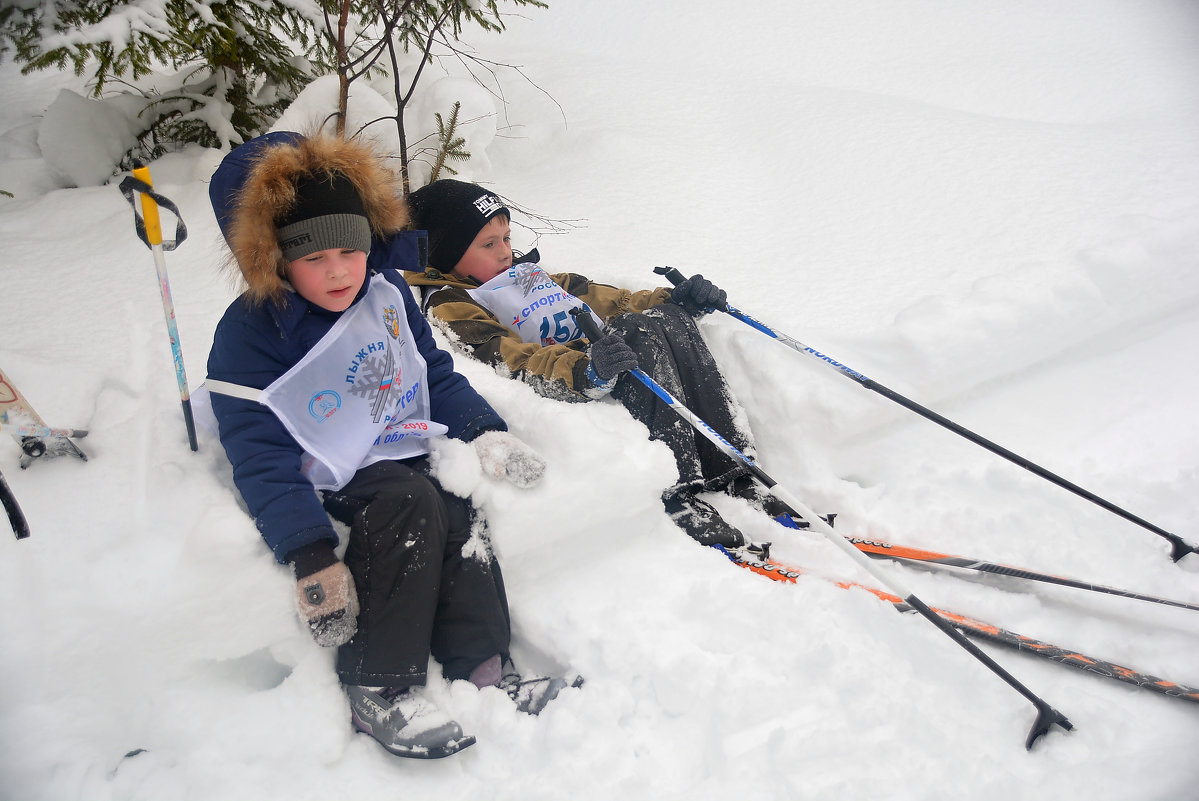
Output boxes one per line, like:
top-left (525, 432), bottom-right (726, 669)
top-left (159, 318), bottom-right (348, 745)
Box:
top-left (1, 2), bottom-right (1198, 799)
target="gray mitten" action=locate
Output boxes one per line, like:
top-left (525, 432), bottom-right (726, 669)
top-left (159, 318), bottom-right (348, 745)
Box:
top-left (295, 561), bottom-right (359, 647)
top-left (474, 430), bottom-right (547, 488)
top-left (587, 333), bottom-right (638, 381)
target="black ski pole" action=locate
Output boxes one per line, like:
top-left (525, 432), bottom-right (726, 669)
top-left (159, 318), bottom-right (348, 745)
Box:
top-left (569, 306), bottom-right (1072, 751)
top-left (840, 533), bottom-right (1199, 612)
top-left (654, 266), bottom-right (1197, 563)
top-left (1, 466), bottom-right (30, 539)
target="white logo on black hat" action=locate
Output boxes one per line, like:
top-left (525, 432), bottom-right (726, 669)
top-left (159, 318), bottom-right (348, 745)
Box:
top-left (473, 194), bottom-right (503, 216)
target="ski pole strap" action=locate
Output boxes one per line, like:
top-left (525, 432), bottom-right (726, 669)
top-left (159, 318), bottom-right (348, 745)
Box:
top-left (118, 174), bottom-right (188, 251)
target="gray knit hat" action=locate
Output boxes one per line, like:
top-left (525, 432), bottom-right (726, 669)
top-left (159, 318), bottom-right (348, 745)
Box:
top-left (275, 171), bottom-right (372, 262)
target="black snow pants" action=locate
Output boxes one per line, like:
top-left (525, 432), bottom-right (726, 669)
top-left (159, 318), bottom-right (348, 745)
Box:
top-left (321, 457), bottom-right (510, 688)
top-left (608, 303), bottom-right (756, 494)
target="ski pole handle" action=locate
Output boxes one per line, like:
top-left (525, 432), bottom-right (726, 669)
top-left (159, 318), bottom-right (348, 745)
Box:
top-left (132, 162), bottom-right (163, 247)
top-left (571, 304), bottom-right (603, 344)
top-left (654, 265), bottom-right (730, 313)
top-left (653, 265), bottom-right (686, 286)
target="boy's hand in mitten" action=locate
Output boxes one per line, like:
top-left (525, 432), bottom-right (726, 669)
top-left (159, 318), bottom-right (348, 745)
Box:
top-left (587, 333), bottom-right (638, 381)
top-left (474, 430), bottom-right (547, 488)
top-left (670, 274), bottom-right (727, 314)
top-left (295, 561), bottom-right (359, 647)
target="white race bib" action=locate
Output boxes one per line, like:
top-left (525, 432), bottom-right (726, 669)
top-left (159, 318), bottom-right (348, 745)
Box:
top-left (207, 274), bottom-right (448, 490)
top-left (467, 263), bottom-right (603, 345)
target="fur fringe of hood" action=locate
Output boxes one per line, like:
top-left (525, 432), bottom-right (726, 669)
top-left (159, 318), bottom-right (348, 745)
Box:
top-left (226, 135), bottom-right (409, 305)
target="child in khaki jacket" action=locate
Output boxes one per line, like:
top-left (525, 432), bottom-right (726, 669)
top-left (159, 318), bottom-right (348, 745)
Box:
top-left (406, 179), bottom-right (785, 548)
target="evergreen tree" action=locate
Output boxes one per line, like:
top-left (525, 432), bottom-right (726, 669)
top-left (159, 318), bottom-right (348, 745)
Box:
top-left (0, 0), bottom-right (548, 174)
top-left (324, 0), bottom-right (547, 194)
top-left (0, 0), bottom-right (329, 152)
top-left (429, 101), bottom-right (470, 182)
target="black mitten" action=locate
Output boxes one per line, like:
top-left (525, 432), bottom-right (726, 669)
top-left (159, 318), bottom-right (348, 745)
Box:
top-left (670, 274), bottom-right (727, 314)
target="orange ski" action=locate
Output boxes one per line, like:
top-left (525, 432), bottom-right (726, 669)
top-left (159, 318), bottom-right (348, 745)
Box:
top-left (722, 545), bottom-right (1199, 705)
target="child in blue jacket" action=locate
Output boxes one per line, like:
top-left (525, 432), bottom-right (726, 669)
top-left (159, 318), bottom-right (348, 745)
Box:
top-left (205, 132), bottom-right (560, 759)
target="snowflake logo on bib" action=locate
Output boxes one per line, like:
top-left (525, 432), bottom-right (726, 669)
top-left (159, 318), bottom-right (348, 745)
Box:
top-left (348, 346), bottom-right (401, 423)
top-left (513, 264), bottom-right (543, 295)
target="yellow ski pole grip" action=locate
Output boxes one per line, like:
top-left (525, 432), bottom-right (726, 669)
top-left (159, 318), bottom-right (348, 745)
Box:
top-left (131, 161), bottom-right (163, 247)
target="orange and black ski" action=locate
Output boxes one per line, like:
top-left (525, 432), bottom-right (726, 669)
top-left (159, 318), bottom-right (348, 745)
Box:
top-left (720, 544), bottom-right (1199, 706)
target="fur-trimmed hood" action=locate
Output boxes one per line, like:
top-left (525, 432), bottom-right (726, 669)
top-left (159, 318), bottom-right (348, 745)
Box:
top-left (209, 132), bottom-right (409, 304)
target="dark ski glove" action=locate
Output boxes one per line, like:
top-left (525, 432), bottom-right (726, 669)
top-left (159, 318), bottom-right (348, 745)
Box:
top-left (670, 273), bottom-right (727, 314)
top-left (587, 334), bottom-right (639, 381)
top-left (294, 561), bottom-right (359, 647)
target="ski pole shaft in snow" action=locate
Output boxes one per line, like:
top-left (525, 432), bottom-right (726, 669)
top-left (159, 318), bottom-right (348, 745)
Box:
top-left (653, 266), bottom-right (1197, 563)
top-left (1, 467), bottom-right (30, 539)
top-left (569, 307), bottom-right (1072, 750)
top-left (127, 163), bottom-right (198, 452)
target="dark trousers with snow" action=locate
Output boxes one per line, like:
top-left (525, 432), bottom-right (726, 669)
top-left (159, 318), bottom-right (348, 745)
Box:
top-left (608, 303), bottom-right (755, 495)
top-left (321, 458), bottom-right (510, 688)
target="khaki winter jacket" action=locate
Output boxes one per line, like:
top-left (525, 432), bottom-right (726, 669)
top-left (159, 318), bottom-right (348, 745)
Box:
top-left (405, 266), bottom-right (673, 400)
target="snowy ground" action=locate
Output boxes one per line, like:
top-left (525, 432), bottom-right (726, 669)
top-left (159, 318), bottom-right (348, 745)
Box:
top-left (2, 2), bottom-right (1198, 799)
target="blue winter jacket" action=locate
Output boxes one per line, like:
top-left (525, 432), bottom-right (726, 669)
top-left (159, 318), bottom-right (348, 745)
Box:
top-left (206, 132), bottom-right (506, 564)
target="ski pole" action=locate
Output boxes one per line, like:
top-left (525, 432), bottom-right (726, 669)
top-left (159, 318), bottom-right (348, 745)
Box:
top-left (839, 532), bottom-right (1199, 612)
top-left (653, 266), bottom-right (1197, 563)
top-left (1, 466), bottom-right (30, 539)
top-left (121, 164), bottom-right (198, 451)
top-left (570, 307), bottom-right (1072, 751)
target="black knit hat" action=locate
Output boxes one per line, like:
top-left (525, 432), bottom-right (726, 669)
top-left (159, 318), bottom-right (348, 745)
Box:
top-left (275, 171), bottom-right (372, 262)
top-left (407, 179), bottom-right (509, 271)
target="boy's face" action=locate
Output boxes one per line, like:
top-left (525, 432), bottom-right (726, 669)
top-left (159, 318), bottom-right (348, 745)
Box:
top-left (284, 248), bottom-right (368, 312)
top-left (453, 215), bottom-right (512, 283)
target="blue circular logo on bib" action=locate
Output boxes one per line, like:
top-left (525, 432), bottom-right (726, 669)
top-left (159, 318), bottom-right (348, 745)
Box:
top-left (309, 390), bottom-right (342, 422)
